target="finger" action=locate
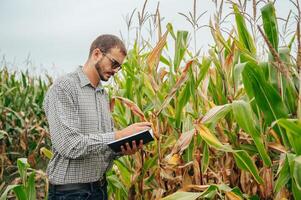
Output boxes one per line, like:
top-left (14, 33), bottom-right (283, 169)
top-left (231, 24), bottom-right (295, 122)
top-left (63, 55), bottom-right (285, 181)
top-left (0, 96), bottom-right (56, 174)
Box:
top-left (121, 145), bottom-right (131, 155)
top-left (132, 140), bottom-right (137, 151)
top-left (126, 142), bottom-right (135, 154)
top-left (125, 142), bottom-right (131, 151)
top-left (122, 146), bottom-right (132, 155)
top-left (120, 145), bottom-right (126, 154)
top-left (138, 140), bottom-right (143, 149)
top-left (142, 126), bottom-right (152, 130)
top-left (136, 126), bottom-right (152, 132)
top-left (136, 122), bottom-right (152, 127)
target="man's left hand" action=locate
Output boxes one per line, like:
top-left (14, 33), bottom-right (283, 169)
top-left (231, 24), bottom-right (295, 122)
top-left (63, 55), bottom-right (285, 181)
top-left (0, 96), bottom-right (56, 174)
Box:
top-left (120, 140), bottom-right (143, 155)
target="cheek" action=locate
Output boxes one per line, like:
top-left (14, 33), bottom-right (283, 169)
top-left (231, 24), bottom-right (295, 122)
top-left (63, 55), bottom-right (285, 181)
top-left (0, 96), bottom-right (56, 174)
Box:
top-left (96, 61), bottom-right (104, 71)
top-left (103, 63), bottom-right (112, 71)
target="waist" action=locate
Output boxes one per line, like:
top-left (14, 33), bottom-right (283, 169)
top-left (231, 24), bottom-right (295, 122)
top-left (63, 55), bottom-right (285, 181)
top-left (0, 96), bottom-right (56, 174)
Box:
top-left (49, 178), bottom-right (107, 192)
top-left (47, 153), bottom-right (113, 184)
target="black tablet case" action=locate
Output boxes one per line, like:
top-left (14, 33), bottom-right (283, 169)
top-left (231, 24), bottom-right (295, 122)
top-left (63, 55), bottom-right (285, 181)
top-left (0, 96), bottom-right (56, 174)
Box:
top-left (108, 128), bottom-right (154, 153)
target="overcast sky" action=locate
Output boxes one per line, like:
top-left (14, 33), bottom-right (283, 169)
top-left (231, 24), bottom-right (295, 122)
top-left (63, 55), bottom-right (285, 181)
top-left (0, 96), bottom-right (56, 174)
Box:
top-left (0, 0), bottom-right (294, 76)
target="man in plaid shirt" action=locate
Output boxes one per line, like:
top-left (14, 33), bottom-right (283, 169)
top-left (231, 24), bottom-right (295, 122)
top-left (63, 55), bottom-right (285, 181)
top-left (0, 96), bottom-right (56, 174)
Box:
top-left (44, 34), bottom-right (151, 199)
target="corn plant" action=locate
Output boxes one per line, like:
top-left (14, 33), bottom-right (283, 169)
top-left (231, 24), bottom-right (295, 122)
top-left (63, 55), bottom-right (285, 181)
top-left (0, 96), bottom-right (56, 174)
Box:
top-left (0, 158), bottom-right (36, 200)
top-left (105, 1), bottom-right (301, 199)
top-left (0, 67), bottom-right (51, 198)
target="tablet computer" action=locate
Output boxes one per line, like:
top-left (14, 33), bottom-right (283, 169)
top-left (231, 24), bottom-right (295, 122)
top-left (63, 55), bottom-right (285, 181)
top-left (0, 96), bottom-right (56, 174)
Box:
top-left (108, 128), bottom-right (154, 153)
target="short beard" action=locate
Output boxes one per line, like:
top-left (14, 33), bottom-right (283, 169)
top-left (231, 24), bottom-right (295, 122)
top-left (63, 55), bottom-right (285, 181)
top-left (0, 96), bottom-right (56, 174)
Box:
top-left (95, 60), bottom-right (106, 81)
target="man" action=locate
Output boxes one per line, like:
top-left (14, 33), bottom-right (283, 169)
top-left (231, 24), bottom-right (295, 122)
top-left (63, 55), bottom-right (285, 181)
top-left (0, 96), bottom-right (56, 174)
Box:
top-left (44, 34), bottom-right (151, 199)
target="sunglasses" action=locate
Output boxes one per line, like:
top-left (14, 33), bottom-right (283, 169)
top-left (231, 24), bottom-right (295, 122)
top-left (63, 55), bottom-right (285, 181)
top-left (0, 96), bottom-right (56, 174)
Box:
top-left (100, 50), bottom-right (122, 70)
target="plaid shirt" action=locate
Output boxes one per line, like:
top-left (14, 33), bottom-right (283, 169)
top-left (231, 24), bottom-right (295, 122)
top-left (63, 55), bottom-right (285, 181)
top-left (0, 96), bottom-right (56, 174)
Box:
top-left (43, 66), bottom-right (117, 184)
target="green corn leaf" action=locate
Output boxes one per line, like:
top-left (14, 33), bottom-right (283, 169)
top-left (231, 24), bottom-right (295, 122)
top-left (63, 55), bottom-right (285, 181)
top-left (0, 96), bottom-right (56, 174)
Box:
top-left (258, 62), bottom-right (270, 81)
top-left (261, 2), bottom-right (279, 52)
top-left (166, 23), bottom-right (176, 40)
top-left (14, 186), bottom-right (27, 200)
top-left (292, 179), bottom-right (301, 200)
top-left (201, 104), bottom-right (232, 126)
top-left (141, 73), bottom-right (156, 99)
top-left (26, 172), bottom-right (36, 200)
top-left (199, 185), bottom-right (218, 198)
top-left (232, 100), bottom-right (272, 166)
top-left (196, 57), bottom-right (211, 87)
top-left (280, 49), bottom-right (297, 114)
top-left (268, 47), bottom-right (297, 113)
top-left (242, 62), bottom-right (288, 146)
top-left (274, 154), bottom-right (290, 194)
top-left (277, 119), bottom-right (301, 155)
top-left (282, 79), bottom-right (298, 113)
top-left (175, 79), bottom-right (192, 127)
top-left (107, 174), bottom-right (127, 196)
top-left (229, 187), bottom-right (244, 199)
top-left (201, 142), bottom-right (209, 173)
top-left (17, 158), bottom-right (30, 186)
top-left (173, 31), bottom-right (188, 71)
top-left (233, 63), bottom-right (246, 90)
top-left (114, 158), bottom-right (132, 187)
top-left (208, 79), bottom-right (219, 104)
top-left (293, 156), bottom-right (301, 191)
top-left (239, 144), bottom-right (259, 155)
top-left (233, 4), bottom-right (256, 56)
top-left (160, 55), bottom-right (171, 66)
top-left (0, 185), bottom-right (27, 200)
top-left (233, 150), bottom-right (264, 184)
top-left (242, 62), bottom-right (288, 124)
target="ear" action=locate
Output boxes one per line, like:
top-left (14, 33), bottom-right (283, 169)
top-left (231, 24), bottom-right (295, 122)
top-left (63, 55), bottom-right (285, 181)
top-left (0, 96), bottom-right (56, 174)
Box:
top-left (92, 48), bottom-right (103, 61)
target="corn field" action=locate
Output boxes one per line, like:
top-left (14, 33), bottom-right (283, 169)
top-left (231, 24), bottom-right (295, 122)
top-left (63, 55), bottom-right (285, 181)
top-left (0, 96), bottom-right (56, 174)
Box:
top-left (1, 0), bottom-right (301, 199)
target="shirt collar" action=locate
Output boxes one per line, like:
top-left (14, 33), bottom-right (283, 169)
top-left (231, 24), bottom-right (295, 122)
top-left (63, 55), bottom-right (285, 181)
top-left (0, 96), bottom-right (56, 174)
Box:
top-left (77, 66), bottom-right (103, 90)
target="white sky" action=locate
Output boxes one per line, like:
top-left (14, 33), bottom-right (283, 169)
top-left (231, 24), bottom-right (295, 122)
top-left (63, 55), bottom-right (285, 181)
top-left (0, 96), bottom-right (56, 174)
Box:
top-left (0, 0), bottom-right (295, 76)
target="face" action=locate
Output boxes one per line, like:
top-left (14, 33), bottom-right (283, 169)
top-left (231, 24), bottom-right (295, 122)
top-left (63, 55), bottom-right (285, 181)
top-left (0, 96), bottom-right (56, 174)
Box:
top-left (94, 47), bottom-right (125, 81)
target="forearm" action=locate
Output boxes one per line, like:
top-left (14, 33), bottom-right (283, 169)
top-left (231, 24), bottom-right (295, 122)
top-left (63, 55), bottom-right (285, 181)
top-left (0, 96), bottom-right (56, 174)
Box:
top-left (50, 128), bottom-right (116, 159)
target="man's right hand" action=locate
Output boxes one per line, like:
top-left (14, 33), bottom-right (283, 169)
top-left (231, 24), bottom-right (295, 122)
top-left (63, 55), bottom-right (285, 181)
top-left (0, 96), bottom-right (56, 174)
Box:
top-left (115, 122), bottom-right (152, 140)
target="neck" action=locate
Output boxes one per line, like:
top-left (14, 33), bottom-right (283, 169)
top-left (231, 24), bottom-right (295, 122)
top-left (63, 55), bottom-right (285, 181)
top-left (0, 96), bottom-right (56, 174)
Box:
top-left (83, 61), bottom-right (100, 88)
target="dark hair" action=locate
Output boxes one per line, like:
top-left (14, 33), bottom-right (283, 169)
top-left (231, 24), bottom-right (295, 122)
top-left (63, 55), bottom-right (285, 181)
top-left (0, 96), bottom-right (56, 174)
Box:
top-left (89, 34), bottom-right (127, 57)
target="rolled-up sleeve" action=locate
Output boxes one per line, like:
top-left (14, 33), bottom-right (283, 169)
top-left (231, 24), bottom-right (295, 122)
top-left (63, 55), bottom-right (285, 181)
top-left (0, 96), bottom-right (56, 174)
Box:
top-left (43, 84), bottom-right (115, 159)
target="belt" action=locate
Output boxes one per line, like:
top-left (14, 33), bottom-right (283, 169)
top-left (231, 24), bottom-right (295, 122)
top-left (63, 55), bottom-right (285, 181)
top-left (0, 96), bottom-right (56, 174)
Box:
top-left (49, 179), bottom-right (107, 192)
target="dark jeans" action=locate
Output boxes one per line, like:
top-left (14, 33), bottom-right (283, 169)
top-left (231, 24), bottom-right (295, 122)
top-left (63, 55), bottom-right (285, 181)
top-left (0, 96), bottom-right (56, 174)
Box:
top-left (48, 181), bottom-right (108, 200)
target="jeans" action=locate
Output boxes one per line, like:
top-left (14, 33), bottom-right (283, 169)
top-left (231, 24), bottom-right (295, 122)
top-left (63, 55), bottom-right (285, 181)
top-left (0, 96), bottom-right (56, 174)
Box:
top-left (48, 182), bottom-right (108, 200)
